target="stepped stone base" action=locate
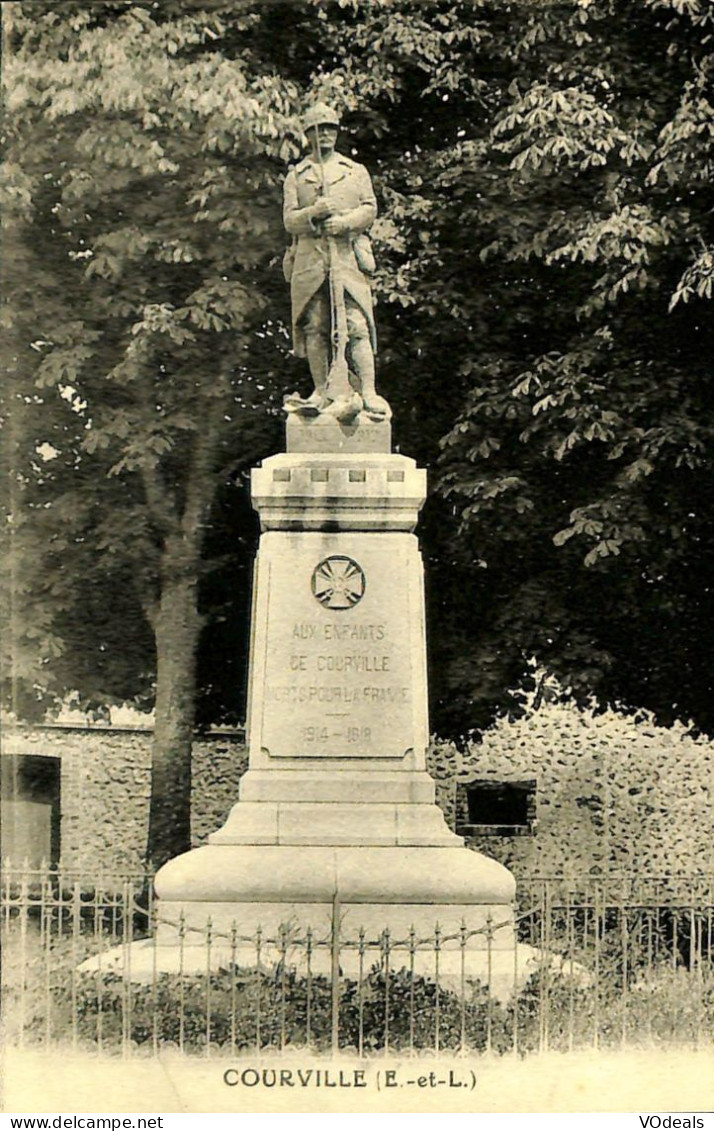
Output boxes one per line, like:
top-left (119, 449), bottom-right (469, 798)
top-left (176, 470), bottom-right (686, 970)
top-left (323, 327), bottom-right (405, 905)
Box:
top-left (154, 842), bottom-right (516, 970)
top-left (149, 438), bottom-right (517, 983)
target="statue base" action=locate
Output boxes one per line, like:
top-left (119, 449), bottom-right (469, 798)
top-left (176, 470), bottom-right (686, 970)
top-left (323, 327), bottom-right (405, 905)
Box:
top-left (286, 411), bottom-right (391, 453)
top-left (152, 445), bottom-right (516, 988)
top-left (155, 843), bottom-right (514, 989)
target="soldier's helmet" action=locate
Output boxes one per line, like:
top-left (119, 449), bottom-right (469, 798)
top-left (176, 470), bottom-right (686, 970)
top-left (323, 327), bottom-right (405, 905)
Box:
top-left (302, 103), bottom-right (341, 133)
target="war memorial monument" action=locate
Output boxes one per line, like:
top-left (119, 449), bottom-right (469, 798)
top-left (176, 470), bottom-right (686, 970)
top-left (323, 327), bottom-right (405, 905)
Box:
top-left (154, 104), bottom-right (516, 975)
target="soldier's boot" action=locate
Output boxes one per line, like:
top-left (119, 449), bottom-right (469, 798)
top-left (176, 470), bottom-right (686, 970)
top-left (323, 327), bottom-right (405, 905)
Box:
top-left (350, 337), bottom-right (391, 419)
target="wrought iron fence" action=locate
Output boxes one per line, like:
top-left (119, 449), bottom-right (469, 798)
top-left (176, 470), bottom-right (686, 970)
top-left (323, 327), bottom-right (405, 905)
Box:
top-left (2, 860), bottom-right (713, 1057)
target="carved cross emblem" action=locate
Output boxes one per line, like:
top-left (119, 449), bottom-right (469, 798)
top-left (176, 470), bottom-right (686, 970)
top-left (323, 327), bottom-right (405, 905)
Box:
top-left (311, 556), bottom-right (366, 610)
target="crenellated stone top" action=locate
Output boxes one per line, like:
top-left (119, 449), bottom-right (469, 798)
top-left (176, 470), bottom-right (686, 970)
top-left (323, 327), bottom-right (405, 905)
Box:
top-left (251, 452), bottom-right (426, 532)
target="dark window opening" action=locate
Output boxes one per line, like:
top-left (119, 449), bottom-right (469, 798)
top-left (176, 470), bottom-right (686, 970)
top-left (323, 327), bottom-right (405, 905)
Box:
top-left (456, 779), bottom-right (536, 837)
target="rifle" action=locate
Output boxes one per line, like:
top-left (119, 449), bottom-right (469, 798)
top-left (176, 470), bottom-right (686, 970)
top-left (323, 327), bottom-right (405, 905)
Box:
top-left (314, 123), bottom-right (359, 416)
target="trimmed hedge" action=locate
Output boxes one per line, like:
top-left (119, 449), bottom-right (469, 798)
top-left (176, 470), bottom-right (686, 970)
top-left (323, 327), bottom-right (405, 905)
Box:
top-left (427, 669), bottom-right (714, 879)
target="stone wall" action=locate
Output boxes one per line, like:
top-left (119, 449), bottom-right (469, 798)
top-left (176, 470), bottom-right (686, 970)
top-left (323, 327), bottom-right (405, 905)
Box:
top-left (1, 725), bottom-right (247, 874)
top-left (191, 735), bottom-right (249, 849)
top-left (5, 691), bottom-right (713, 881)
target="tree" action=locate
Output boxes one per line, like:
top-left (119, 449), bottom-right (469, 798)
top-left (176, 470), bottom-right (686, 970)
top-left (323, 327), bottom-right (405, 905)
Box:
top-left (431, 0), bottom-right (714, 732)
top-left (2, 0), bottom-right (311, 866)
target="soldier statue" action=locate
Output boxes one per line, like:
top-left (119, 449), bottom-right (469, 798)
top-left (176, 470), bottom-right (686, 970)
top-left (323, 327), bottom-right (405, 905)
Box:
top-left (283, 103), bottom-right (390, 422)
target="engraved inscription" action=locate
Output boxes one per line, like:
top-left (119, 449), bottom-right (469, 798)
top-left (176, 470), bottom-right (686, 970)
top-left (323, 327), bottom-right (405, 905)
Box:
top-left (316, 655), bottom-right (389, 671)
top-left (260, 544), bottom-right (415, 758)
top-left (266, 685), bottom-right (409, 703)
top-left (293, 622), bottom-right (385, 640)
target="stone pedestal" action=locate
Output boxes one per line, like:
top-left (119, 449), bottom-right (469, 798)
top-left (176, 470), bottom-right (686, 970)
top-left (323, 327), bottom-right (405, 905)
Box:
top-left (155, 422), bottom-right (515, 974)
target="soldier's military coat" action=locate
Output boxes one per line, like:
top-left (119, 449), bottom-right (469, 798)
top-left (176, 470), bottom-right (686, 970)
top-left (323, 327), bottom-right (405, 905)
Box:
top-left (283, 151), bottom-right (377, 358)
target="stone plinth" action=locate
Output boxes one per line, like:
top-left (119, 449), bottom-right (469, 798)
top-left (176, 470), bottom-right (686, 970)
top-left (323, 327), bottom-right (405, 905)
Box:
top-left (154, 423), bottom-right (516, 966)
top-left (286, 413), bottom-right (391, 453)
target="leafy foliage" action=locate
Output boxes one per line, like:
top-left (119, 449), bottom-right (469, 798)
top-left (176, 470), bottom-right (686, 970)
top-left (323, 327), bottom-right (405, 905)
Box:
top-left (2, 1), bottom-right (298, 713)
top-left (4, 1), bottom-right (714, 853)
top-left (32, 953), bottom-right (714, 1054)
top-left (53, 964), bottom-right (507, 1053)
top-left (2, 1), bottom-right (305, 862)
top-left (419, 1), bottom-right (714, 730)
